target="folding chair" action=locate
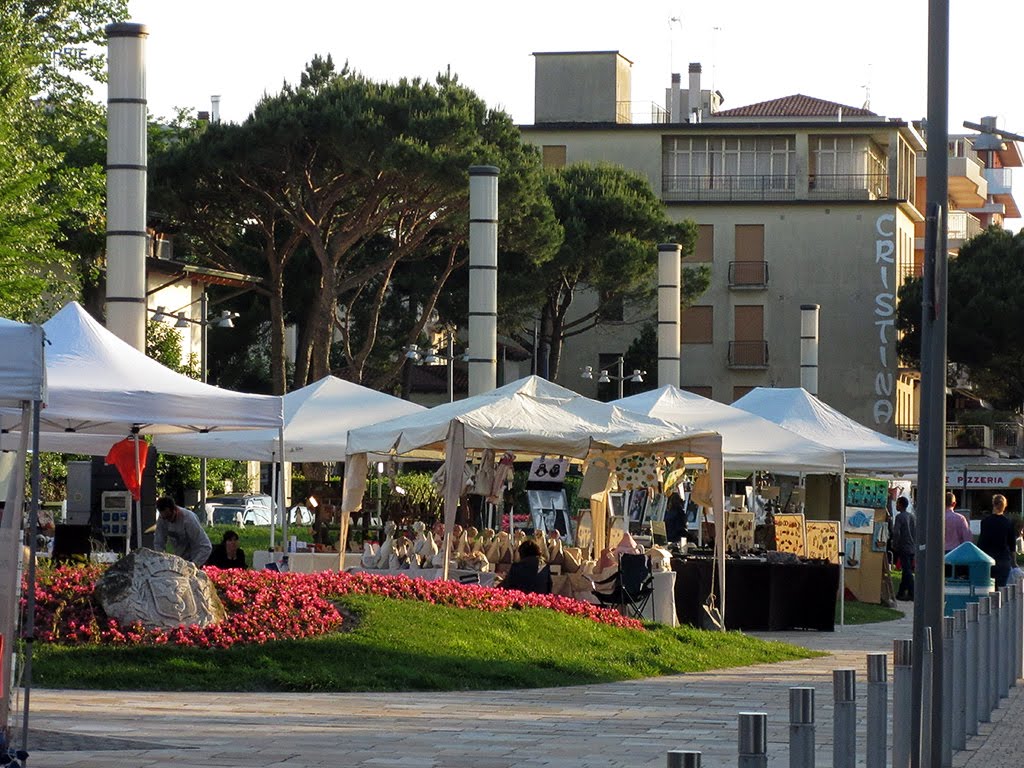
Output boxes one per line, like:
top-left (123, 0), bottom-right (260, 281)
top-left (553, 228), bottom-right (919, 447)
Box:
top-left (592, 553), bottom-right (654, 620)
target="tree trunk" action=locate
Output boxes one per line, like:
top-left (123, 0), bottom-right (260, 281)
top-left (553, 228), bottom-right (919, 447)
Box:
top-left (267, 265), bottom-right (287, 395)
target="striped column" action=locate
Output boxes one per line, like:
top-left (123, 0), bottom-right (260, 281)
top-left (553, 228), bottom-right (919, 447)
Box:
top-left (468, 165), bottom-right (498, 395)
top-left (799, 303), bottom-right (820, 394)
top-left (105, 23), bottom-right (149, 351)
top-left (657, 243), bottom-right (681, 387)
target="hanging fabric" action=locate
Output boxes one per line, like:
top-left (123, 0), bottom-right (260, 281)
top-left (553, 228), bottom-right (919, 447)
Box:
top-left (105, 437), bottom-right (148, 500)
top-left (614, 453), bottom-right (662, 490)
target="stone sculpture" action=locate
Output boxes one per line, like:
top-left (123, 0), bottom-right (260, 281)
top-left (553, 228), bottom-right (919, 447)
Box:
top-left (94, 548), bottom-right (226, 630)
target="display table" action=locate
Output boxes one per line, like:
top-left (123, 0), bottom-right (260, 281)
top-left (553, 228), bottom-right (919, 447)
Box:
top-left (252, 550), bottom-right (361, 573)
top-left (672, 557), bottom-right (839, 631)
top-left (346, 566), bottom-right (496, 587)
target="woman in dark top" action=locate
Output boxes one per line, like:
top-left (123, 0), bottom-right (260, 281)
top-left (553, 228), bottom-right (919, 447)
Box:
top-left (977, 494), bottom-right (1015, 587)
top-left (206, 530), bottom-right (248, 570)
top-left (499, 540), bottom-right (552, 595)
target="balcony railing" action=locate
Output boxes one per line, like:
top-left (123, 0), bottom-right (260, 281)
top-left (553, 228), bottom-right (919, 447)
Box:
top-left (984, 167), bottom-right (1013, 195)
top-left (615, 101), bottom-right (669, 125)
top-left (662, 174), bottom-right (796, 201)
top-left (900, 422), bottom-right (1022, 455)
top-left (948, 210), bottom-right (983, 242)
top-left (808, 173), bottom-right (889, 200)
top-left (728, 340), bottom-right (769, 368)
top-left (728, 261), bottom-right (769, 288)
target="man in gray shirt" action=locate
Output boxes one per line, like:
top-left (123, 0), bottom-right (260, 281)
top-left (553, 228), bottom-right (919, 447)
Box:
top-left (890, 496), bottom-right (916, 601)
top-left (153, 496), bottom-right (212, 566)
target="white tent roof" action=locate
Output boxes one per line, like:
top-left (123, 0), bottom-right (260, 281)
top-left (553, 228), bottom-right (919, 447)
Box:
top-left (614, 386), bottom-right (845, 474)
top-left (732, 387), bottom-right (918, 473)
top-left (346, 375), bottom-right (724, 461)
top-left (0, 302), bottom-right (283, 454)
top-left (154, 375), bottom-right (425, 462)
top-left (0, 318), bottom-right (45, 407)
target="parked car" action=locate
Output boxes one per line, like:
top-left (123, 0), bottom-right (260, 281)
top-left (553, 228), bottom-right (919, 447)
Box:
top-left (200, 494), bottom-right (275, 527)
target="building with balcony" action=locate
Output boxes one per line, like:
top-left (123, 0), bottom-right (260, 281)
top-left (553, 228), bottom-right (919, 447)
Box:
top-left (522, 50), bottom-right (925, 433)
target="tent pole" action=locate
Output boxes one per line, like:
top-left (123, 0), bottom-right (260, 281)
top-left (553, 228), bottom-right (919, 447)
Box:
top-left (839, 459), bottom-right (847, 629)
top-left (21, 399), bottom-right (42, 753)
top-left (133, 432), bottom-right (142, 551)
top-left (278, 426), bottom-right (287, 555)
top-left (269, 452), bottom-right (277, 553)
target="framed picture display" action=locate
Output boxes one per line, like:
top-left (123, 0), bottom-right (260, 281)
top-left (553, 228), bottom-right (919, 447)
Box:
top-left (844, 537), bottom-right (863, 569)
top-left (805, 520), bottom-right (841, 564)
top-left (773, 513), bottom-right (806, 557)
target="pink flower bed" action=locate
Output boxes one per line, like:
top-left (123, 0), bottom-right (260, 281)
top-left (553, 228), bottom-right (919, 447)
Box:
top-left (27, 564), bottom-right (642, 648)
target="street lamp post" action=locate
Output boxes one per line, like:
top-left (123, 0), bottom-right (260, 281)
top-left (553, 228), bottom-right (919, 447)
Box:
top-left (152, 290), bottom-right (238, 517)
top-left (405, 330), bottom-right (466, 403)
top-left (581, 356), bottom-right (645, 399)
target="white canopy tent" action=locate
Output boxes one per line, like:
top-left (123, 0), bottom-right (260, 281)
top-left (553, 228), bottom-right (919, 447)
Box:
top-left (0, 316), bottom-right (46, 745)
top-left (614, 385), bottom-right (845, 474)
top-left (732, 387), bottom-right (918, 474)
top-left (154, 375), bottom-right (425, 462)
top-left (0, 302), bottom-right (283, 454)
top-left (344, 376), bottom-right (727, 624)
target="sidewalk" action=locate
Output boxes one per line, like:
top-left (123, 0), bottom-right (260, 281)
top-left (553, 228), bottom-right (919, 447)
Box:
top-left (18, 609), bottom-right (1022, 768)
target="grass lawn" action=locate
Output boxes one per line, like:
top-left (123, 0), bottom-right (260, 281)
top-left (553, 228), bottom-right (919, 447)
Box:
top-left (31, 594), bottom-right (821, 692)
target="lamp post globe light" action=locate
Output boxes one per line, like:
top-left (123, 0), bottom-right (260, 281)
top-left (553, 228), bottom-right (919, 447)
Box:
top-left (580, 356), bottom-right (644, 399)
top-left (404, 330), bottom-right (467, 403)
top-left (149, 290), bottom-right (240, 517)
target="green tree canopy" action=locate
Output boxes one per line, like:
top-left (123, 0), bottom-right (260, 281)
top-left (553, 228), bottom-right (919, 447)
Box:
top-left (897, 227), bottom-right (1024, 410)
top-left (152, 58), bottom-right (559, 394)
top-left (529, 163), bottom-right (708, 379)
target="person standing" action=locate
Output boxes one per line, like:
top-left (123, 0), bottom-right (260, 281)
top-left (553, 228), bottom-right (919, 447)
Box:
top-left (890, 496), bottom-right (916, 601)
top-left (153, 496), bottom-right (212, 566)
top-left (977, 494), bottom-right (1016, 588)
top-left (944, 491), bottom-right (973, 553)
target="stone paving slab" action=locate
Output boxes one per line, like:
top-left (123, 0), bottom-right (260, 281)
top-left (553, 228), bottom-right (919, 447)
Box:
top-left (18, 609), bottom-right (1024, 767)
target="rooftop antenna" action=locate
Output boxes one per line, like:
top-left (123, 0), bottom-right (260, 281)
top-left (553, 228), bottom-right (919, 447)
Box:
top-left (712, 26), bottom-right (722, 93)
top-left (668, 15), bottom-right (682, 74)
top-left (861, 63), bottom-right (872, 110)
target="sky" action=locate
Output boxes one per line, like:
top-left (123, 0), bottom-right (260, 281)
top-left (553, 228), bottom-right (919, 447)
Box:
top-left (126, 0), bottom-right (1024, 229)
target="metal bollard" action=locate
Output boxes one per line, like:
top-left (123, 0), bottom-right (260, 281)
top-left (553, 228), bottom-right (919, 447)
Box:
top-left (738, 712), bottom-right (768, 768)
top-left (789, 687), bottom-right (814, 768)
top-left (965, 602), bottom-right (979, 735)
top-left (922, 627), bottom-right (933, 768)
top-left (942, 616), bottom-right (954, 768)
top-left (952, 609), bottom-right (967, 750)
top-left (866, 654), bottom-right (886, 768)
top-left (1017, 581), bottom-right (1024, 683)
top-left (990, 590), bottom-right (1001, 711)
top-left (667, 750), bottom-right (701, 768)
top-left (1003, 586), bottom-right (1013, 696)
top-left (978, 596), bottom-right (991, 723)
top-left (833, 669), bottom-right (856, 768)
top-left (893, 639), bottom-right (913, 768)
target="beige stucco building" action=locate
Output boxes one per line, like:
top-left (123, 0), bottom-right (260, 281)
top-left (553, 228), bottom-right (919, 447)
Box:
top-left (522, 51), bottom-right (934, 435)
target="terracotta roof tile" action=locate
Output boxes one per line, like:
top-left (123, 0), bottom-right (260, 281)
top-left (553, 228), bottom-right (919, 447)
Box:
top-left (714, 94), bottom-right (877, 118)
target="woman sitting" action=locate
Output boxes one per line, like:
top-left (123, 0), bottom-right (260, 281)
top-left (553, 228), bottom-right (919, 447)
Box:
top-left (206, 530), bottom-right (248, 569)
top-left (499, 539), bottom-right (552, 595)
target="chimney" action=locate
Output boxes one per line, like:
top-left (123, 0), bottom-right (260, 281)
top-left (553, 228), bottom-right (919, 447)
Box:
top-left (211, 95), bottom-right (221, 123)
top-left (669, 73), bottom-right (682, 123)
top-left (800, 304), bottom-right (820, 395)
top-left (688, 63), bottom-right (702, 122)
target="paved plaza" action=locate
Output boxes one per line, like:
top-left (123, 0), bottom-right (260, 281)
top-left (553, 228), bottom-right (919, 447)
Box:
top-left (18, 609), bottom-right (1021, 767)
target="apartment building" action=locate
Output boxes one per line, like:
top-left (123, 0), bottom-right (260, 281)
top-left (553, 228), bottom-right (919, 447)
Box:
top-left (523, 50), bottom-right (938, 436)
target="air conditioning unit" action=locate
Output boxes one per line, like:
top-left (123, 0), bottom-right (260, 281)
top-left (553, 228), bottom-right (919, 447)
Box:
top-left (100, 491), bottom-right (132, 537)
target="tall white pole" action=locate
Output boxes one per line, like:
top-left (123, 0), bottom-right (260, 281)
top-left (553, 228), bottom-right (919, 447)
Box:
top-left (105, 23), bottom-right (148, 351)
top-left (657, 243), bottom-right (682, 388)
top-left (468, 165), bottom-right (498, 396)
top-left (800, 303), bottom-right (820, 394)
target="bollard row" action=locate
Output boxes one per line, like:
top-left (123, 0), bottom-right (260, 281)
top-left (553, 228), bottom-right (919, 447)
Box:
top-left (665, 591), bottom-right (1023, 768)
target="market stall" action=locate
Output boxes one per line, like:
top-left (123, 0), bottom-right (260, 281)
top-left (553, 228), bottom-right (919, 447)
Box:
top-left (343, 376), bottom-right (727, 622)
top-left (0, 316), bottom-right (46, 742)
top-left (735, 386), bottom-right (919, 614)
